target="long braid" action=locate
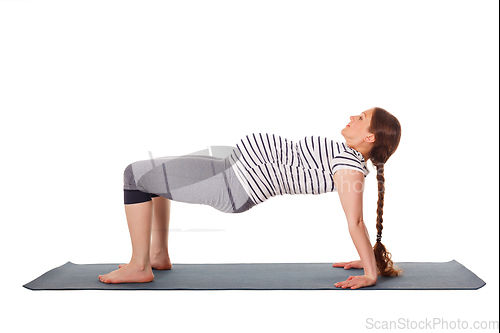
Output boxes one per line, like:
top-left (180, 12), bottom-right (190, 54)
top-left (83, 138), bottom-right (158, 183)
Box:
top-left (372, 161), bottom-right (403, 276)
top-left (375, 163), bottom-right (385, 243)
top-left (367, 107), bottom-right (403, 277)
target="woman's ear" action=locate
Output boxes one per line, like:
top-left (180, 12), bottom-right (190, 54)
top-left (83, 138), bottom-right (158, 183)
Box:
top-left (364, 133), bottom-right (376, 143)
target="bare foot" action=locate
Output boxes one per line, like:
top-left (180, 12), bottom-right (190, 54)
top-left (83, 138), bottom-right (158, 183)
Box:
top-left (99, 263), bottom-right (154, 284)
top-left (119, 250), bottom-right (172, 270)
top-left (151, 249), bottom-right (172, 270)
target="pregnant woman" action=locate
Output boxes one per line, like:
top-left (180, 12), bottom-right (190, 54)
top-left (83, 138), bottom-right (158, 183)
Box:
top-left (99, 107), bottom-right (403, 289)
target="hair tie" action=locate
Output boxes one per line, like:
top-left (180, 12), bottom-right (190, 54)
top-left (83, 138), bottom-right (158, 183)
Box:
top-left (376, 236), bottom-right (382, 242)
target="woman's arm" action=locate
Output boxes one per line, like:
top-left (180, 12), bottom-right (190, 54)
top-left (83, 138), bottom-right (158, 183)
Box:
top-left (332, 168), bottom-right (377, 289)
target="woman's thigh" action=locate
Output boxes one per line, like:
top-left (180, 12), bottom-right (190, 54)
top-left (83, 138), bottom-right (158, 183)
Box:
top-left (129, 155), bottom-right (254, 213)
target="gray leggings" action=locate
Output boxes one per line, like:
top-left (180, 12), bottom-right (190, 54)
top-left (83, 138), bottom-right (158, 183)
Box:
top-left (123, 154), bottom-right (255, 213)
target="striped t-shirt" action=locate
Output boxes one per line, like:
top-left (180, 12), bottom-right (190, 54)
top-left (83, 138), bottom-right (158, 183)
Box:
top-left (229, 133), bottom-right (370, 205)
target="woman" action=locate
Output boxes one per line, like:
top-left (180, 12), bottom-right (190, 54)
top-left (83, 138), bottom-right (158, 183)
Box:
top-left (99, 107), bottom-right (403, 289)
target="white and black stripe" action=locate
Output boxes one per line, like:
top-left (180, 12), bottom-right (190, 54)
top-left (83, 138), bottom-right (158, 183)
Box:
top-left (230, 134), bottom-right (370, 204)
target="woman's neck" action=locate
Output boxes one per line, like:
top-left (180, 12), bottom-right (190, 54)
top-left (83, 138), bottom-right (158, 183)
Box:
top-left (346, 141), bottom-right (371, 161)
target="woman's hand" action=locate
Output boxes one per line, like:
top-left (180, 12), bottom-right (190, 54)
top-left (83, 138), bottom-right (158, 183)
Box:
top-left (334, 274), bottom-right (377, 290)
top-left (332, 260), bottom-right (363, 270)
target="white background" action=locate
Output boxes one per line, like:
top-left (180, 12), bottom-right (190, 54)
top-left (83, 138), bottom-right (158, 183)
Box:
top-left (1, 0), bottom-right (498, 332)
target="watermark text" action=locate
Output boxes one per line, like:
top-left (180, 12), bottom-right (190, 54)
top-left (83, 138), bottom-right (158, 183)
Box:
top-left (366, 317), bottom-right (499, 330)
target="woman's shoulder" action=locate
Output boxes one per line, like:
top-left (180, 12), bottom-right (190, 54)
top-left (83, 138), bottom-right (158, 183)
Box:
top-left (333, 142), bottom-right (370, 176)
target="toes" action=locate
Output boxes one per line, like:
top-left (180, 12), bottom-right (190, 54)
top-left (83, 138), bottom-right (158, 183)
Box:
top-left (101, 276), bottom-right (112, 284)
top-left (98, 271), bottom-right (114, 283)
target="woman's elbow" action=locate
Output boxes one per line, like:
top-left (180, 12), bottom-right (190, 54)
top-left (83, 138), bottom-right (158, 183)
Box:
top-left (347, 218), bottom-right (365, 228)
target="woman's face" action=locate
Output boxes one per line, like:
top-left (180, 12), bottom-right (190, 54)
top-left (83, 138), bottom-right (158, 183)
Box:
top-left (341, 108), bottom-right (375, 144)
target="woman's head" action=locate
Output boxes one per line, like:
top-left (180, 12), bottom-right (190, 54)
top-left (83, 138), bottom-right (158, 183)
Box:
top-left (341, 107), bottom-right (401, 163)
top-left (344, 107), bottom-right (403, 277)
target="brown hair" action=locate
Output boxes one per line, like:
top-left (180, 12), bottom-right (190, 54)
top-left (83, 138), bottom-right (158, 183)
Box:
top-left (368, 107), bottom-right (403, 277)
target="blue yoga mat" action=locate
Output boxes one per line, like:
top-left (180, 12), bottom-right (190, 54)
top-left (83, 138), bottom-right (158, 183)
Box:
top-left (23, 260), bottom-right (485, 291)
